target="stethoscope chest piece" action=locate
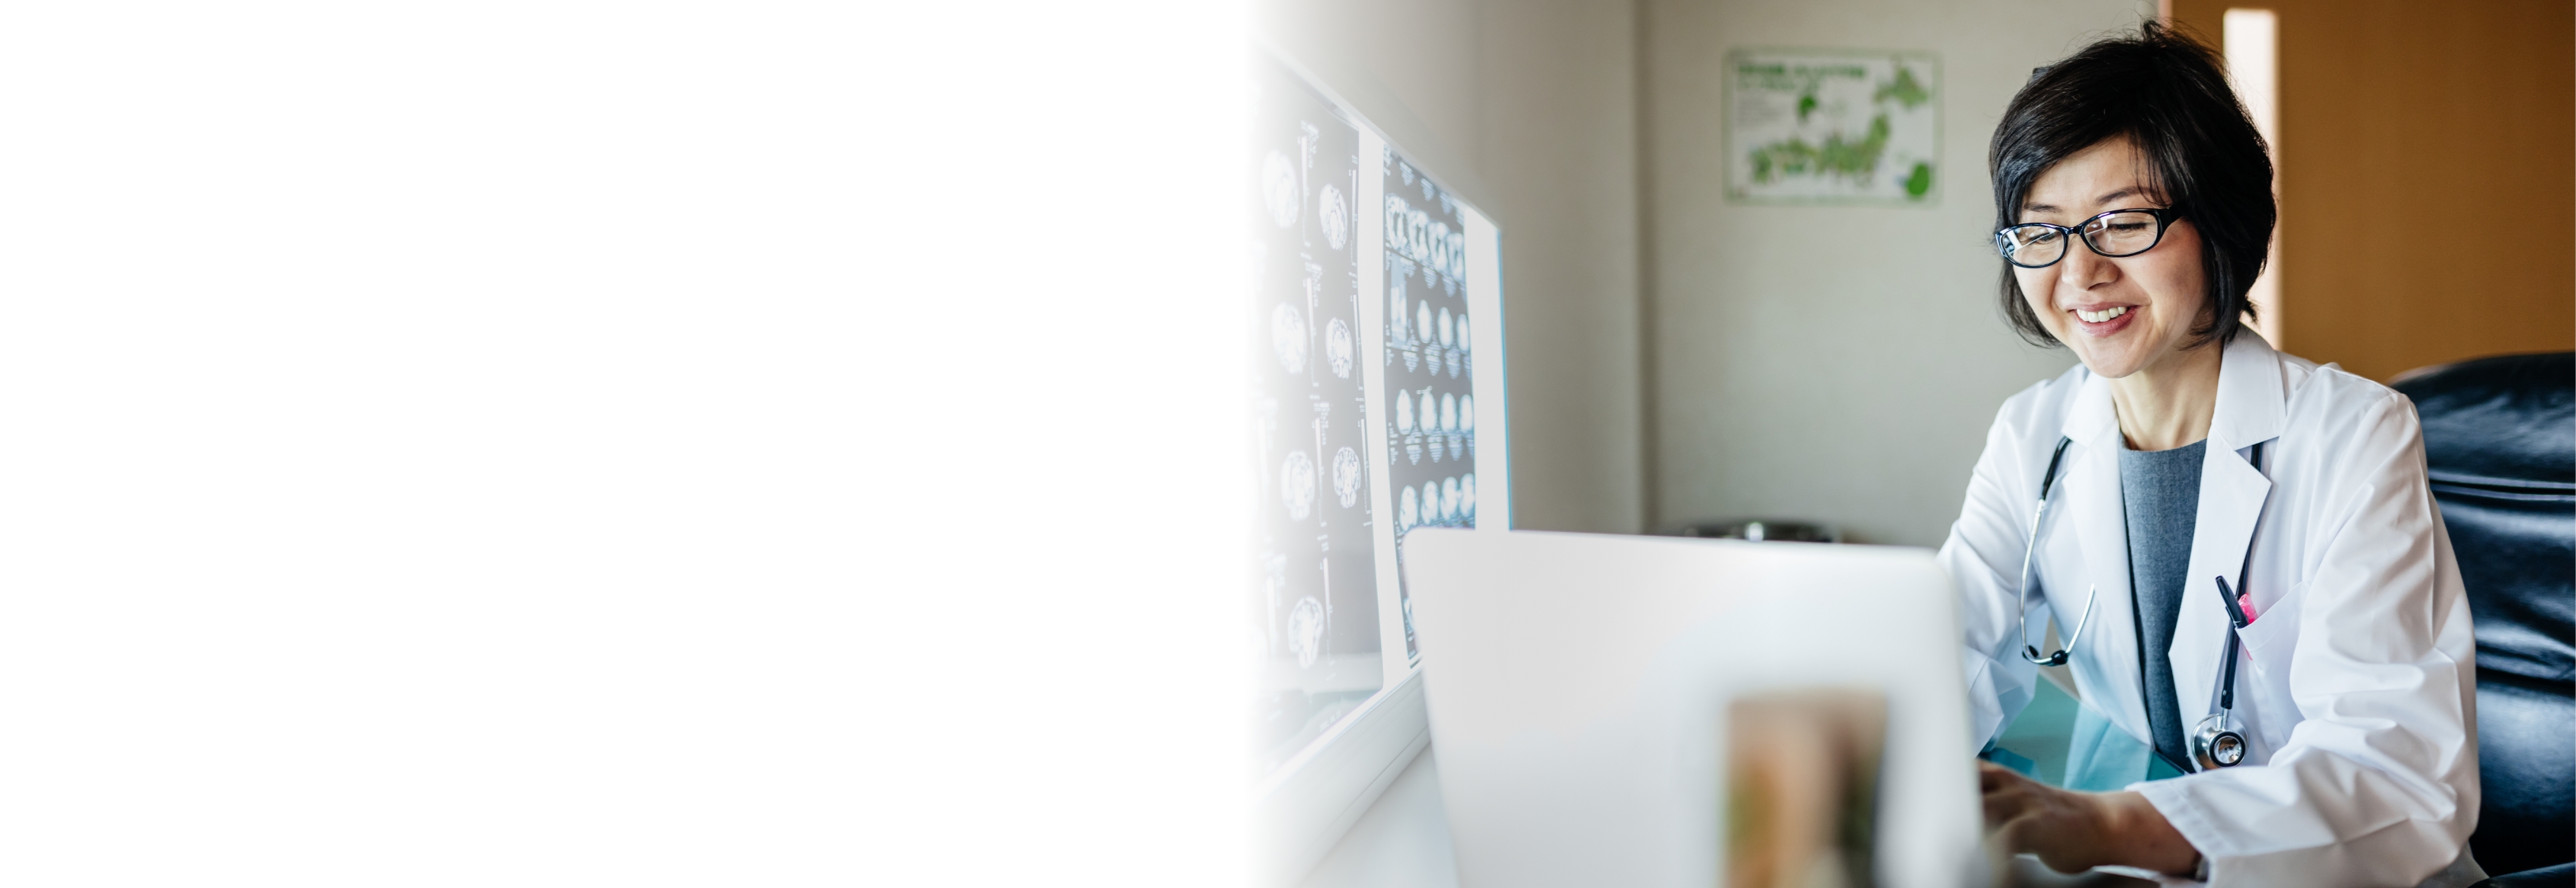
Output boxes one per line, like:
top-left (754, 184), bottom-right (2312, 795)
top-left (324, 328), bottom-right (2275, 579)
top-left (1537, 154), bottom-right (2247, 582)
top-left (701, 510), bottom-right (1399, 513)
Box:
top-left (2191, 713), bottom-right (2246, 769)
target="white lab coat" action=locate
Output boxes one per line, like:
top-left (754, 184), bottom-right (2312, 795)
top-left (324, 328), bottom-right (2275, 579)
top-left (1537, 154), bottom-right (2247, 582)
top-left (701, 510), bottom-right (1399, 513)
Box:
top-left (1940, 334), bottom-right (2482, 887)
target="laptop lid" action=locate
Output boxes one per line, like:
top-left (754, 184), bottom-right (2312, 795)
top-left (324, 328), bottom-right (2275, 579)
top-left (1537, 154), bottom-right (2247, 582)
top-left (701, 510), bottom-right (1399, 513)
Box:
top-left (1404, 529), bottom-right (1982, 888)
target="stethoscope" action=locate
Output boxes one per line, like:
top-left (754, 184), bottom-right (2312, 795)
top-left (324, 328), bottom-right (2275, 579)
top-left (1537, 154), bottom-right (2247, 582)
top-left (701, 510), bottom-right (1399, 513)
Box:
top-left (2015, 438), bottom-right (2093, 668)
top-left (2014, 436), bottom-right (2267, 772)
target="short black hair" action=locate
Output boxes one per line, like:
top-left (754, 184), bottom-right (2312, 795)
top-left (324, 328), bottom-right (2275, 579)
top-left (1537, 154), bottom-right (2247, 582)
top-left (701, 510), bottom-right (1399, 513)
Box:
top-left (1988, 21), bottom-right (2274, 349)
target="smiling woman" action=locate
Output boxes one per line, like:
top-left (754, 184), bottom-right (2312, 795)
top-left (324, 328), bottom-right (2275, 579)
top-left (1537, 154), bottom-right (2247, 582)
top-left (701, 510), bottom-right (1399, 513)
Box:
top-left (1988, 30), bottom-right (2276, 365)
top-left (1940, 23), bottom-right (2487, 888)
top-left (2006, 136), bottom-right (2223, 450)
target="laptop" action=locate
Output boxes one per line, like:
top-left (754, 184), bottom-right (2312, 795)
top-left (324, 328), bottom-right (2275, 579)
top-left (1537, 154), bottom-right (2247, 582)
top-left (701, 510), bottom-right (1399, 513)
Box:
top-left (1402, 529), bottom-right (1985, 888)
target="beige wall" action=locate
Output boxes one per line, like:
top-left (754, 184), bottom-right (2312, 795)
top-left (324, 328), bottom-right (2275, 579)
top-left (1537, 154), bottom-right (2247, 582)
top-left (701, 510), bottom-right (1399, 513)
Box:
top-left (2171, 0), bottom-right (2576, 383)
top-left (1261, 0), bottom-right (1648, 534)
top-left (1641, 0), bottom-right (2154, 546)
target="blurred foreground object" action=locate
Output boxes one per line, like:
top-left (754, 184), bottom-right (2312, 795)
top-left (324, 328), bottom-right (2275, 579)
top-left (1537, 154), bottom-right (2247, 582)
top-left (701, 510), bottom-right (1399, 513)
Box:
top-left (2389, 351), bottom-right (2574, 882)
top-left (1727, 688), bottom-right (1886, 888)
top-left (1672, 519), bottom-right (1843, 543)
top-left (1404, 529), bottom-right (1978, 888)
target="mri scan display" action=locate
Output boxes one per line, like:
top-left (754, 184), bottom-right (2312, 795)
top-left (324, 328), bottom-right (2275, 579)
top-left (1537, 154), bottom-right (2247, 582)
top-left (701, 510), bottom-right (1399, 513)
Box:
top-left (1251, 59), bottom-right (1381, 777)
top-left (1331, 446), bottom-right (1363, 508)
top-left (1271, 303), bottom-right (1307, 374)
top-left (1324, 318), bottom-right (1354, 380)
top-left (1318, 183), bottom-right (1350, 251)
top-left (1280, 449), bottom-right (1317, 521)
top-left (1249, 53), bottom-right (1504, 784)
top-left (1379, 148), bottom-right (1479, 662)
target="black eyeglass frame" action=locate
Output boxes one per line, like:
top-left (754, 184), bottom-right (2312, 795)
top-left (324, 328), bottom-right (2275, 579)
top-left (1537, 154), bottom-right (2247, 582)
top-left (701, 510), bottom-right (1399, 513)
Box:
top-left (1994, 207), bottom-right (2181, 269)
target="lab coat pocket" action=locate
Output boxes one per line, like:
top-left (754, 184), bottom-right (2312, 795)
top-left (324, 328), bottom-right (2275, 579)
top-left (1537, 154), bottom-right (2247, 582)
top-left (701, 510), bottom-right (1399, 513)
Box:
top-left (2235, 578), bottom-right (2306, 682)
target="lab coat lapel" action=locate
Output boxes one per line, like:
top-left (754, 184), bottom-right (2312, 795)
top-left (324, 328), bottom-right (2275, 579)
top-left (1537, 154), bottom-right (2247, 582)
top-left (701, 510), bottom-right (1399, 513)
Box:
top-left (2056, 372), bottom-right (2148, 742)
top-left (2170, 335), bottom-right (2288, 729)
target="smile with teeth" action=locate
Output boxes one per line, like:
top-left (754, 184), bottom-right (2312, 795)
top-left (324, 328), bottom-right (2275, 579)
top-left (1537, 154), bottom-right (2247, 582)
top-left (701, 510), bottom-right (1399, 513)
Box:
top-left (2076, 306), bottom-right (2131, 323)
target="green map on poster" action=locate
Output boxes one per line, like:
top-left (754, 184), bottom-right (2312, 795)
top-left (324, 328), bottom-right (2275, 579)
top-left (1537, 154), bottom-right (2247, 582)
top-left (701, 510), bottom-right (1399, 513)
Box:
top-left (1728, 50), bottom-right (1940, 204)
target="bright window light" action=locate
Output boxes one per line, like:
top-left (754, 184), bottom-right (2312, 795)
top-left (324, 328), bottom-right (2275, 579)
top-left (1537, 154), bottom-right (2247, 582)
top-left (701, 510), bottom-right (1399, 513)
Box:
top-left (2225, 8), bottom-right (2284, 348)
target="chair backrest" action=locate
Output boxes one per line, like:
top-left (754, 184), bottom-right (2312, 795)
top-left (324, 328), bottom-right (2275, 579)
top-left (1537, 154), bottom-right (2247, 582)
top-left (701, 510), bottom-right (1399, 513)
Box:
top-left (2391, 351), bottom-right (2574, 877)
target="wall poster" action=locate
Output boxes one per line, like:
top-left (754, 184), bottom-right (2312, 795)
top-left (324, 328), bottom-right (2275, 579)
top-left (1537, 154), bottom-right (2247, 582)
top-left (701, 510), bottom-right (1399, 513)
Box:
top-left (1725, 49), bottom-right (1940, 204)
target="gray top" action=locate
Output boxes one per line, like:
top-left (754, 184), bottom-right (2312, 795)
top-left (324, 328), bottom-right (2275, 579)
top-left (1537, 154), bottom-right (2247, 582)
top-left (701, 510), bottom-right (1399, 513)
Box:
top-left (2121, 439), bottom-right (2206, 768)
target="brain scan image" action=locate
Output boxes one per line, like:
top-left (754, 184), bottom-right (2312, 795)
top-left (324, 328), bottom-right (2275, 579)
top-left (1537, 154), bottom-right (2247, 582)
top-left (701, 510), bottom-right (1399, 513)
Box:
top-left (1271, 303), bottom-right (1308, 374)
top-left (1318, 183), bottom-right (1349, 250)
top-left (1389, 283), bottom-right (1408, 342)
top-left (1331, 446), bottom-right (1363, 508)
top-left (1438, 306), bottom-right (1455, 348)
top-left (1281, 449), bottom-right (1317, 521)
top-left (1399, 485), bottom-right (1419, 530)
top-left (1416, 302), bottom-right (1434, 347)
top-left (1460, 395), bottom-right (1475, 432)
top-left (1456, 312), bottom-right (1469, 352)
top-left (1325, 318), bottom-right (1354, 379)
top-left (1394, 389), bottom-right (1413, 433)
top-left (1288, 596), bottom-right (1324, 668)
top-left (1262, 149), bottom-right (1299, 229)
top-left (1440, 393), bottom-right (1458, 432)
top-left (1406, 439), bottom-right (1423, 465)
top-left (1461, 473), bottom-right (1476, 519)
top-left (1251, 66), bottom-right (1386, 753)
top-left (1442, 476), bottom-right (1462, 521)
top-left (1450, 433), bottom-right (1464, 462)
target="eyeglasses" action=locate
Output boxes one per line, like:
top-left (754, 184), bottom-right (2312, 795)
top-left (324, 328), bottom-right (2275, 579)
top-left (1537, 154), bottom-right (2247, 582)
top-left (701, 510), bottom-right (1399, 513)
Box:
top-left (1994, 207), bottom-right (2179, 269)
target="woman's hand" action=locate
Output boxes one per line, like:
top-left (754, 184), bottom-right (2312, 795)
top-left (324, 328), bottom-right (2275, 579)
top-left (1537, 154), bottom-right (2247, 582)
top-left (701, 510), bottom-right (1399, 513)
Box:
top-left (1978, 761), bottom-right (2200, 876)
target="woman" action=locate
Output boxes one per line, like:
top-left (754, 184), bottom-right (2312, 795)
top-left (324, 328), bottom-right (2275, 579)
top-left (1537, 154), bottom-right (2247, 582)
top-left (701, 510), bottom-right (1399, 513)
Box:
top-left (1944, 25), bottom-right (2481, 886)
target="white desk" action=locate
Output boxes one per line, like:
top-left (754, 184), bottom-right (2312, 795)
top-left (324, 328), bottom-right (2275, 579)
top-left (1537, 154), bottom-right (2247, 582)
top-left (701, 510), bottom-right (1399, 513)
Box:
top-left (1298, 746), bottom-right (1459, 888)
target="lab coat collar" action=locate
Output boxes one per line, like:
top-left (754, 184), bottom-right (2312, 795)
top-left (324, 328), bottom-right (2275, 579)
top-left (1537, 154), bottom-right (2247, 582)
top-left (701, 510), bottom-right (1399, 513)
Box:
top-left (2055, 370), bottom-right (2144, 742)
top-left (2058, 434), bottom-right (2148, 743)
top-left (2172, 333), bottom-right (2286, 736)
top-left (2207, 332), bottom-right (2288, 453)
top-left (2052, 332), bottom-right (2289, 752)
top-left (2055, 331), bottom-right (2287, 450)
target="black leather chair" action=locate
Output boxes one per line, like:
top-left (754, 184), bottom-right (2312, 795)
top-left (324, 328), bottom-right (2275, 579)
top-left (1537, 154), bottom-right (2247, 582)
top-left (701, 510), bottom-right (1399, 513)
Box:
top-left (2392, 352), bottom-right (2575, 887)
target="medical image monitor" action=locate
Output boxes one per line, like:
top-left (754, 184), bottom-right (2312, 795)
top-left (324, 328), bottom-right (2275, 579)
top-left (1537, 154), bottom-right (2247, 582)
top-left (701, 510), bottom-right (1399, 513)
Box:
top-left (1248, 52), bottom-right (1509, 781)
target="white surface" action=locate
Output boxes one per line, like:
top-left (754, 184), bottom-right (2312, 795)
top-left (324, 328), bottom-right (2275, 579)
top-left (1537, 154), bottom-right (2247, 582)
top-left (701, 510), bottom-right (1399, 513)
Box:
top-left (1257, 673), bottom-right (1432, 883)
top-left (1299, 748), bottom-right (1460, 888)
top-left (1642, 0), bottom-right (2155, 545)
top-left (1405, 530), bottom-right (1982, 888)
top-left (2, 3), bottom-right (1252, 884)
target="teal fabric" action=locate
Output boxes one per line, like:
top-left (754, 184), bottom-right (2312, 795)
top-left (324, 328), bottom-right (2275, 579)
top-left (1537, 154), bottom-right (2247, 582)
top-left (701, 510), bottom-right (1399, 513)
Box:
top-left (2062, 697), bottom-right (2186, 791)
top-left (1991, 678), bottom-right (2186, 790)
top-left (1981, 744), bottom-right (2039, 779)
top-left (1991, 677), bottom-right (2082, 784)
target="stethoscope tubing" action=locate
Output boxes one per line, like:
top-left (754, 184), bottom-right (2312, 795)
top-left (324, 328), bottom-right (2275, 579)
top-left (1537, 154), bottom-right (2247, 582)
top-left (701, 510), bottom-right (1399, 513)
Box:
top-left (2014, 433), bottom-right (2270, 771)
top-left (2017, 438), bottom-right (2086, 666)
